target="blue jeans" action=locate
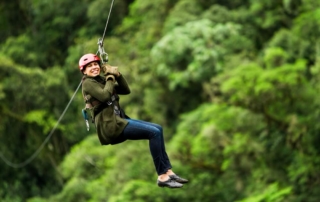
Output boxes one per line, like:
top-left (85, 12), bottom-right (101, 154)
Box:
top-left (111, 119), bottom-right (172, 175)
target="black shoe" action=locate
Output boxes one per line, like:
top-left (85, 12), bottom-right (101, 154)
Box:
top-left (157, 179), bottom-right (183, 188)
top-left (169, 175), bottom-right (189, 184)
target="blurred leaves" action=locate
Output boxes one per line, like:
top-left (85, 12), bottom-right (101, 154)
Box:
top-left (237, 183), bottom-right (292, 202)
top-left (2, 0), bottom-right (320, 202)
top-left (152, 19), bottom-right (251, 90)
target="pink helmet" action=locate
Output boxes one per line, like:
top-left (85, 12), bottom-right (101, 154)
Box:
top-left (79, 53), bottom-right (100, 71)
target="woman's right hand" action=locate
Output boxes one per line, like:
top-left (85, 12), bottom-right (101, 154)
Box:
top-left (106, 74), bottom-right (115, 82)
top-left (102, 64), bottom-right (119, 77)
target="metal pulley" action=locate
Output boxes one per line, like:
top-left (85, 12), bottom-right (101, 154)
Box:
top-left (97, 38), bottom-right (108, 64)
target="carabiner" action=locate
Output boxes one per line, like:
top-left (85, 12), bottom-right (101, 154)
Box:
top-left (81, 108), bottom-right (90, 131)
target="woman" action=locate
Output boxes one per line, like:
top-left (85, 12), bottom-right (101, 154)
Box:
top-left (79, 53), bottom-right (188, 188)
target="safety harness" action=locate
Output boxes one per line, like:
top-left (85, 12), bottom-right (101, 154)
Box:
top-left (81, 0), bottom-right (116, 131)
top-left (81, 77), bottom-right (123, 131)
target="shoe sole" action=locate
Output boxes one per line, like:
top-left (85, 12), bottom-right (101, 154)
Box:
top-left (158, 184), bottom-right (183, 188)
top-left (169, 175), bottom-right (189, 184)
top-left (175, 180), bottom-right (188, 184)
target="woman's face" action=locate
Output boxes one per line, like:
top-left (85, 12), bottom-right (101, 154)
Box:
top-left (83, 61), bottom-right (100, 77)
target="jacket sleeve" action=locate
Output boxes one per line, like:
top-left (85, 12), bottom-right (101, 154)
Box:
top-left (82, 78), bottom-right (115, 102)
top-left (115, 74), bottom-right (131, 95)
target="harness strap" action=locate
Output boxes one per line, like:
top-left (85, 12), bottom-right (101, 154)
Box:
top-left (81, 78), bottom-right (123, 125)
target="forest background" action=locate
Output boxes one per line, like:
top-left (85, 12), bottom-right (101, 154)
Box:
top-left (1, 0), bottom-right (320, 201)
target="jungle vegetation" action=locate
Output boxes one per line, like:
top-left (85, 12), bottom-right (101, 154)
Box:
top-left (1, 0), bottom-right (320, 201)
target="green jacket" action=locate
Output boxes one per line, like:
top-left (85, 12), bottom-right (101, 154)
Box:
top-left (82, 74), bottom-right (131, 145)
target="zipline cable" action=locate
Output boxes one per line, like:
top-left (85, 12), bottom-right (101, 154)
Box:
top-left (101, 0), bottom-right (116, 44)
top-left (96, 0), bottom-right (116, 63)
top-left (0, 0), bottom-right (116, 168)
top-left (0, 80), bottom-right (83, 168)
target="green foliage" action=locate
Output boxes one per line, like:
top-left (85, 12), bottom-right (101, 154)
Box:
top-left (237, 183), bottom-right (292, 202)
top-left (263, 47), bottom-right (289, 68)
top-left (291, 8), bottom-right (320, 62)
top-left (152, 19), bottom-right (251, 90)
top-left (202, 5), bottom-right (235, 24)
top-left (162, 0), bottom-right (202, 33)
top-left (27, 135), bottom-right (158, 201)
top-left (24, 110), bottom-right (57, 134)
top-left (0, 0), bottom-right (28, 42)
top-left (108, 180), bottom-right (165, 202)
top-left (86, 0), bottom-right (129, 36)
top-left (167, 103), bottom-right (265, 201)
top-left (219, 59), bottom-right (308, 114)
top-left (0, 55), bottom-right (84, 200)
top-left (118, 0), bottom-right (171, 48)
top-left (2, 0), bottom-right (320, 201)
top-left (0, 34), bottom-right (37, 67)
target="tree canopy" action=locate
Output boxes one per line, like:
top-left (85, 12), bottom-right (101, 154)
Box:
top-left (1, 0), bottom-right (320, 201)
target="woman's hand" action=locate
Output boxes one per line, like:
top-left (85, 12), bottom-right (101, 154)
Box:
top-left (102, 64), bottom-right (120, 77)
top-left (105, 74), bottom-right (115, 82)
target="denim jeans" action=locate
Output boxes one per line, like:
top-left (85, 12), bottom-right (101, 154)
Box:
top-left (111, 119), bottom-right (172, 175)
